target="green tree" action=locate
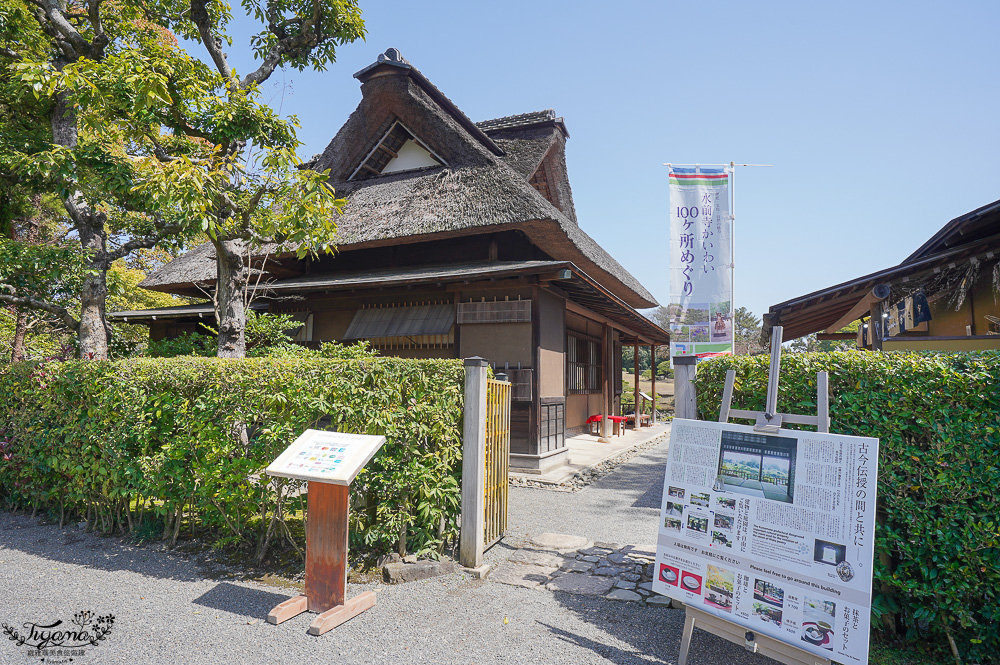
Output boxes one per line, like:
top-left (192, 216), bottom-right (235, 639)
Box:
top-left (787, 322), bottom-right (858, 354)
top-left (106, 259), bottom-right (188, 357)
top-left (622, 345), bottom-right (652, 374)
top-left (0, 190), bottom-right (84, 360)
top-left (734, 306), bottom-right (765, 355)
top-left (1, 0), bottom-right (365, 358)
top-left (0, 1), bottom-right (198, 358)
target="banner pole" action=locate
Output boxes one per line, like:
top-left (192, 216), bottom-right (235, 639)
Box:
top-left (729, 161), bottom-right (736, 353)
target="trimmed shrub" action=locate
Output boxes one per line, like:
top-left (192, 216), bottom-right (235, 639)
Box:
top-left (0, 357), bottom-right (465, 562)
top-left (694, 351), bottom-right (1000, 662)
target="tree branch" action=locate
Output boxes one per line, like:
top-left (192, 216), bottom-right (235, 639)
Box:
top-left (106, 223), bottom-right (185, 262)
top-left (86, 0), bottom-right (109, 57)
top-left (0, 290), bottom-right (79, 331)
top-left (41, 0), bottom-right (92, 60)
top-left (239, 0), bottom-right (323, 90)
top-left (190, 0), bottom-right (233, 80)
top-left (0, 46), bottom-right (20, 59)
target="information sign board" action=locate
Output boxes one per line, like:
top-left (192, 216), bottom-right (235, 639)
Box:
top-left (654, 419), bottom-right (878, 664)
top-left (266, 430), bottom-right (386, 486)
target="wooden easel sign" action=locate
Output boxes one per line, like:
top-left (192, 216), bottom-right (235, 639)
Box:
top-left (655, 420), bottom-right (878, 664)
top-left (264, 430), bottom-right (386, 635)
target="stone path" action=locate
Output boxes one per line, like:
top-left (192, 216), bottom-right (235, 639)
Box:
top-left (490, 533), bottom-right (679, 608)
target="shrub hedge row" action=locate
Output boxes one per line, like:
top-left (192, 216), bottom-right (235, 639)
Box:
top-left (0, 357), bottom-right (465, 562)
top-left (694, 351), bottom-right (1000, 662)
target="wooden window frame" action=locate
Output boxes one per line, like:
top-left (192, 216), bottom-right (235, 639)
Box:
top-left (567, 332), bottom-right (602, 394)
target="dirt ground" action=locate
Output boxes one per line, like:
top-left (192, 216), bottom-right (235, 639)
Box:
top-left (621, 374), bottom-right (674, 412)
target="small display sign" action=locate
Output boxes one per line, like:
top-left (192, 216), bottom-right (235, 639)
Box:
top-left (265, 430), bottom-right (387, 486)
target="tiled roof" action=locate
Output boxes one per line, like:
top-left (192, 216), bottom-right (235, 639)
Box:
top-left (477, 110), bottom-right (557, 132)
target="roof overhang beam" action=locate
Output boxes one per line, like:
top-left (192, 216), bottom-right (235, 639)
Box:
top-left (823, 285), bottom-right (891, 334)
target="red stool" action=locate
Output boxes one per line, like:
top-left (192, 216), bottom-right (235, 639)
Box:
top-left (586, 414), bottom-right (603, 435)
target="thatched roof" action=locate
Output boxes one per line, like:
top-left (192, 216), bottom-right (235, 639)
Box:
top-left (763, 198), bottom-right (1000, 342)
top-left (141, 49), bottom-right (657, 309)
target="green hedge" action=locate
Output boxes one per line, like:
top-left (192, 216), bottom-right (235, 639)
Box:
top-left (694, 351), bottom-right (1000, 662)
top-left (0, 357), bottom-right (465, 562)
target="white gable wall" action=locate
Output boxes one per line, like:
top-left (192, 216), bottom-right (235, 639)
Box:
top-left (382, 139), bottom-right (441, 173)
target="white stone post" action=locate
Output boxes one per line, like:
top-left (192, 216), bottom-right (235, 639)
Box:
top-left (673, 356), bottom-right (698, 420)
top-left (460, 357), bottom-right (488, 570)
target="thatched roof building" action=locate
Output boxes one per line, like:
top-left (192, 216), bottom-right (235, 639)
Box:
top-left (120, 48), bottom-right (669, 472)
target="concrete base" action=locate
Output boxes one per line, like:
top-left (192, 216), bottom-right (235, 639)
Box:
top-left (461, 564), bottom-right (491, 579)
top-left (509, 447), bottom-right (569, 474)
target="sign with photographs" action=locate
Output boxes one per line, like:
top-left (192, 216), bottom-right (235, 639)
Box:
top-left (654, 419), bottom-right (879, 664)
top-left (265, 430), bottom-right (387, 486)
top-left (668, 167), bottom-right (733, 359)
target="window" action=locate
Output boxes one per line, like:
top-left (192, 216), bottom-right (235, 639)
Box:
top-left (349, 120), bottom-right (445, 180)
top-left (567, 333), bottom-right (601, 394)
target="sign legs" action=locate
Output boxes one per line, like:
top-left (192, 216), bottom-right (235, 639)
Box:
top-left (267, 481), bottom-right (375, 635)
top-left (678, 606), bottom-right (831, 665)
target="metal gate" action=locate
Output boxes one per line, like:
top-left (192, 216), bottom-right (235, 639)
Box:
top-left (484, 378), bottom-right (511, 547)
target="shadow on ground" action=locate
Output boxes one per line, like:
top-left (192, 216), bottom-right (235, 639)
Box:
top-left (546, 592), bottom-right (782, 665)
top-left (586, 440), bottom-right (665, 511)
top-left (193, 582), bottom-right (291, 617)
top-left (539, 592), bottom-right (681, 664)
top-left (0, 512), bottom-right (226, 582)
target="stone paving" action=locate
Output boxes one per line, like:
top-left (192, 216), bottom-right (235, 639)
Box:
top-left (490, 532), bottom-right (678, 608)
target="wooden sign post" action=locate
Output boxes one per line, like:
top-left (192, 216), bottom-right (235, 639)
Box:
top-left (263, 430), bottom-right (386, 635)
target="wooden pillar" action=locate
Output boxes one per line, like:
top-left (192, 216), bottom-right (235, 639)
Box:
top-left (607, 326), bottom-right (616, 432)
top-left (650, 345), bottom-right (657, 424)
top-left (460, 357), bottom-right (488, 569)
top-left (600, 322), bottom-right (611, 439)
top-left (633, 342), bottom-right (640, 428)
top-left (869, 302), bottom-right (883, 351)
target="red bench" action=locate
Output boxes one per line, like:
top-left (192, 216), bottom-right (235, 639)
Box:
top-left (587, 414), bottom-right (627, 437)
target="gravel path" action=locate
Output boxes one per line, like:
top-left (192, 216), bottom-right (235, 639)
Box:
top-left (0, 430), bottom-right (776, 665)
top-left (504, 433), bottom-right (671, 547)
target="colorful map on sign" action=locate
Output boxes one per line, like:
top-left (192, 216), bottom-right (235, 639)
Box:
top-left (265, 430), bottom-right (386, 485)
top-left (284, 441), bottom-right (351, 475)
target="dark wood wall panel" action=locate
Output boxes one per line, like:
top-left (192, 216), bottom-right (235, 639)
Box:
top-left (509, 403), bottom-right (534, 455)
top-left (539, 397), bottom-right (566, 454)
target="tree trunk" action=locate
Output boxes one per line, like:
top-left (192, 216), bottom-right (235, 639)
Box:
top-left (9, 308), bottom-right (27, 362)
top-left (78, 226), bottom-right (110, 360)
top-left (214, 238), bottom-right (248, 358)
top-left (52, 91), bottom-right (111, 359)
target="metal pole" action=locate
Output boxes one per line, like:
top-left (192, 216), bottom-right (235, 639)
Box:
top-left (729, 161), bottom-right (736, 355)
top-left (765, 325), bottom-right (783, 418)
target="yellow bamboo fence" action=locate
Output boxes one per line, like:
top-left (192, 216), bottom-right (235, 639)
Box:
top-left (483, 378), bottom-right (511, 547)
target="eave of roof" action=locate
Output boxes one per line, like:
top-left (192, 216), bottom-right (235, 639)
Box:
top-left (903, 198), bottom-right (1000, 262)
top-left (140, 165), bottom-right (659, 309)
top-left (109, 301), bottom-right (265, 321)
top-left (122, 260), bottom-right (671, 344)
top-left (765, 231), bottom-right (1000, 342)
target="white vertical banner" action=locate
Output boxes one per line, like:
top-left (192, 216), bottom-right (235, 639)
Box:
top-left (668, 167), bottom-right (733, 359)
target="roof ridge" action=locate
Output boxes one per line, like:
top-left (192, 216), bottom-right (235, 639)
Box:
top-left (477, 110), bottom-right (559, 132)
top-left (353, 48), bottom-right (504, 157)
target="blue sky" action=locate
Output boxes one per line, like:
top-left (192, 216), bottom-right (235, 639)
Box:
top-left (220, 0), bottom-right (1000, 323)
